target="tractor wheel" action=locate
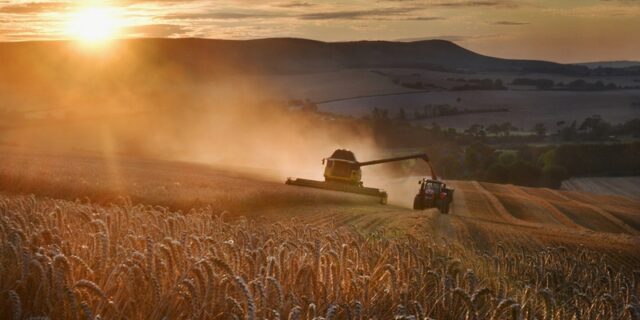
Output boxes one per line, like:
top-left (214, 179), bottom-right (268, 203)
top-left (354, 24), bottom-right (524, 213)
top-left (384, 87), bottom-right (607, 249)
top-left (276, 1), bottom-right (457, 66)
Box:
top-left (380, 195), bottom-right (388, 205)
top-left (437, 200), bottom-right (449, 214)
top-left (413, 196), bottom-right (424, 210)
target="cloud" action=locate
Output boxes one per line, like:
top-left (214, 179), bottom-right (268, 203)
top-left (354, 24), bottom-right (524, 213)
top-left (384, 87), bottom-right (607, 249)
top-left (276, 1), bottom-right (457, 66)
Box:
top-left (164, 11), bottom-right (285, 21)
top-left (163, 5), bottom-right (426, 22)
top-left (273, 1), bottom-right (315, 8)
top-left (600, 0), bottom-right (640, 2)
top-left (124, 23), bottom-right (190, 37)
top-left (493, 20), bottom-right (529, 25)
top-left (407, 16), bottom-right (446, 21)
top-left (117, 0), bottom-right (189, 4)
top-left (0, 2), bottom-right (69, 14)
top-left (299, 7), bottom-right (419, 20)
top-left (433, 0), bottom-right (520, 8)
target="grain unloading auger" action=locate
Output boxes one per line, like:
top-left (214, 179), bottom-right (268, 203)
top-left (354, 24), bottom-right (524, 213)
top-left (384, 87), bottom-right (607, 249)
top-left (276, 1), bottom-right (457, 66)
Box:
top-left (285, 149), bottom-right (434, 204)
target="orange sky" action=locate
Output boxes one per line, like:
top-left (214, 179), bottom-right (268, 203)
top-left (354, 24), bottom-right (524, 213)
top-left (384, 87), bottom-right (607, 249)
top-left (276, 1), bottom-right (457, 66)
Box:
top-left (0, 0), bottom-right (639, 63)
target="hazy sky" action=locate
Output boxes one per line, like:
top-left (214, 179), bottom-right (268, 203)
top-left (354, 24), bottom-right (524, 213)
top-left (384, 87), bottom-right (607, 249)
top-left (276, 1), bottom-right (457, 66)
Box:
top-left (1, 0), bottom-right (639, 62)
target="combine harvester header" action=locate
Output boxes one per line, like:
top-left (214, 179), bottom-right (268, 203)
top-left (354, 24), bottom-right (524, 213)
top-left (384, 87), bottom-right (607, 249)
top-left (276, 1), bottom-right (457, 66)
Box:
top-left (286, 149), bottom-right (434, 204)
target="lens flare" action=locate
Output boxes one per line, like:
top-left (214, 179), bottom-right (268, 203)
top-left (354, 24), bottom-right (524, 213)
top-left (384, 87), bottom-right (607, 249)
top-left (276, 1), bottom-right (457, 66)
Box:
top-left (67, 7), bottom-right (120, 44)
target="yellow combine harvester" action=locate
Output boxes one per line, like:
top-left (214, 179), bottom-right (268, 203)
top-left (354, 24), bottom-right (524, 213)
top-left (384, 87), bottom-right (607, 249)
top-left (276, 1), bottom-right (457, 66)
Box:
top-left (286, 149), bottom-right (431, 204)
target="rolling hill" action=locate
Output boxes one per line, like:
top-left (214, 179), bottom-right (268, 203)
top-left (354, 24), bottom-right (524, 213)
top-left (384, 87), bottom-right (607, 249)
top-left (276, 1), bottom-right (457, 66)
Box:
top-left (0, 38), bottom-right (594, 88)
top-left (577, 60), bottom-right (640, 69)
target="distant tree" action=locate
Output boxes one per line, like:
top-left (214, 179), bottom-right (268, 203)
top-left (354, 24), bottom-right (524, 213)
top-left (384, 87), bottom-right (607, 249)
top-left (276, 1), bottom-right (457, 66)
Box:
top-left (593, 81), bottom-right (605, 90)
top-left (465, 124), bottom-right (485, 139)
top-left (541, 164), bottom-right (568, 188)
top-left (431, 122), bottom-right (441, 134)
top-left (532, 123), bottom-right (547, 137)
top-left (440, 155), bottom-right (463, 178)
top-left (508, 160), bottom-right (541, 186)
top-left (423, 105), bottom-right (433, 117)
top-left (559, 121), bottom-right (578, 141)
top-left (494, 79), bottom-right (506, 90)
top-left (444, 127), bottom-right (457, 138)
top-left (538, 149), bottom-right (556, 168)
top-left (372, 107), bottom-right (389, 121)
top-left (396, 108), bottom-right (407, 121)
top-left (464, 142), bottom-right (494, 175)
top-left (536, 79), bottom-right (555, 90)
top-left (499, 122), bottom-right (517, 137)
top-left (615, 118), bottom-right (640, 136)
top-left (579, 115), bottom-right (610, 139)
top-left (498, 152), bottom-right (517, 167)
top-left (486, 124), bottom-right (501, 136)
top-left (485, 163), bottom-right (509, 183)
top-left (568, 79), bottom-right (587, 90)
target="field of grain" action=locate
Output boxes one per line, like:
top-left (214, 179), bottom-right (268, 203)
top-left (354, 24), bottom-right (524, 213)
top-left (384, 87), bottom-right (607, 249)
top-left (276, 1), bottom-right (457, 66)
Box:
top-left (319, 89), bottom-right (640, 130)
top-left (253, 68), bottom-right (640, 106)
top-left (562, 177), bottom-right (640, 200)
top-left (1, 148), bottom-right (639, 319)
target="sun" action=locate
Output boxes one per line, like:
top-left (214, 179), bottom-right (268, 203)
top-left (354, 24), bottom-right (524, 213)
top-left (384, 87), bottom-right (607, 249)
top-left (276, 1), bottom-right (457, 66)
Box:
top-left (67, 7), bottom-right (120, 44)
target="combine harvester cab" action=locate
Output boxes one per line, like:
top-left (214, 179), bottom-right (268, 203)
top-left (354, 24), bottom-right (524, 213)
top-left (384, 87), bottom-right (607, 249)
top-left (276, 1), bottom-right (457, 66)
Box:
top-left (286, 149), bottom-right (430, 204)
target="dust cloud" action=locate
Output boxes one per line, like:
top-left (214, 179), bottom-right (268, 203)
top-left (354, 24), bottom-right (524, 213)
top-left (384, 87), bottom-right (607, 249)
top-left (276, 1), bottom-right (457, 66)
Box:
top-left (0, 41), bottom-right (431, 208)
top-left (1, 72), bottom-right (382, 181)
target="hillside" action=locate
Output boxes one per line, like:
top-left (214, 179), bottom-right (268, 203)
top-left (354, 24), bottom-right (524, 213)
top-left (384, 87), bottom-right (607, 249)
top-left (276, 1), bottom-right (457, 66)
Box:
top-left (0, 38), bottom-right (596, 100)
top-left (577, 60), bottom-right (640, 69)
top-left (0, 38), bottom-right (592, 77)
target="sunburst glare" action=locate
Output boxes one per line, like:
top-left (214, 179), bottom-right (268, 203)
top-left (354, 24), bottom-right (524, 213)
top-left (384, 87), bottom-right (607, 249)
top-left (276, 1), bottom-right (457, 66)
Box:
top-left (66, 6), bottom-right (121, 44)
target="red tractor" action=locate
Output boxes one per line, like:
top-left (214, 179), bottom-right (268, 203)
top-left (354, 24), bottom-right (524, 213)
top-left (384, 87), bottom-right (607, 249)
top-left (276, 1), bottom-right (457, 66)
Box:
top-left (413, 178), bottom-right (454, 214)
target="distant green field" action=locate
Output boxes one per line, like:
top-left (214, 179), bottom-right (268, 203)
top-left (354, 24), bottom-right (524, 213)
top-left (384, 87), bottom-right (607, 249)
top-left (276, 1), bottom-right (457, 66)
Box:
top-left (319, 89), bottom-right (640, 130)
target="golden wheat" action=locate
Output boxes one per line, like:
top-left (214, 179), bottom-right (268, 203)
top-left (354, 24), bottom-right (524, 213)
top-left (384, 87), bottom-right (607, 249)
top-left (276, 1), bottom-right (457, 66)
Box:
top-left (0, 194), bottom-right (638, 319)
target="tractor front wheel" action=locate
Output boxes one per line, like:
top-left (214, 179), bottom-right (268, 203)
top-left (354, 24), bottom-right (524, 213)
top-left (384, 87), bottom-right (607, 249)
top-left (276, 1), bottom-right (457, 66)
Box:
top-left (413, 196), bottom-right (424, 210)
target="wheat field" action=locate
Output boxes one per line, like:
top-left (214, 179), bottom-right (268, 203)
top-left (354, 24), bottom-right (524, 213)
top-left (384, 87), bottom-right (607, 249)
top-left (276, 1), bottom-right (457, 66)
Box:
top-left (1, 193), bottom-right (639, 319)
top-left (1, 150), bottom-right (639, 319)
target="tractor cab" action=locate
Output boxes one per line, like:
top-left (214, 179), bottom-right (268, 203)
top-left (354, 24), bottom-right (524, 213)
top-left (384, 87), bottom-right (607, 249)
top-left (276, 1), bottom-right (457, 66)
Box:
top-left (419, 179), bottom-right (445, 195)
